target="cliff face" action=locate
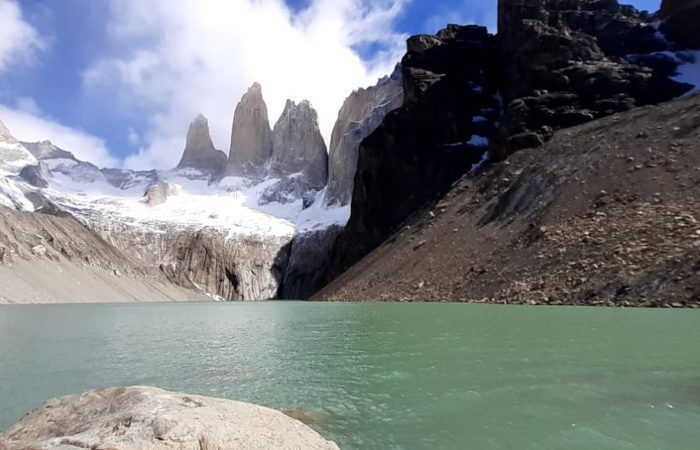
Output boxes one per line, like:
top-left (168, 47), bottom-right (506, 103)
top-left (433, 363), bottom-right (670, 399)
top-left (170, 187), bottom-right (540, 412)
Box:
top-left (263, 100), bottom-right (328, 205)
top-left (660, 0), bottom-right (700, 49)
top-left (325, 67), bottom-right (404, 206)
top-left (226, 83), bottom-right (274, 180)
top-left (176, 115), bottom-right (228, 175)
top-left (326, 25), bottom-right (502, 278)
top-left (498, 0), bottom-right (691, 154)
top-left (314, 0), bottom-right (699, 300)
top-left (269, 100), bottom-right (328, 190)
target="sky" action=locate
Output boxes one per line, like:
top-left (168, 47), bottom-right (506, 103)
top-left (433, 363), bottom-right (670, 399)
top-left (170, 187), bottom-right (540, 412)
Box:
top-left (0, 0), bottom-right (662, 169)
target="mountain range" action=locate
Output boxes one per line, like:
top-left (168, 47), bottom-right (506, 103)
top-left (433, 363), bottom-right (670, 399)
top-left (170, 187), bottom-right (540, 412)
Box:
top-left (1, 0), bottom-right (699, 305)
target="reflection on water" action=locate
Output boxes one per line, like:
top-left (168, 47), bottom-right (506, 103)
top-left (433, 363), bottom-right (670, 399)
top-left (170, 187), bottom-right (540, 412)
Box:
top-left (0, 303), bottom-right (699, 449)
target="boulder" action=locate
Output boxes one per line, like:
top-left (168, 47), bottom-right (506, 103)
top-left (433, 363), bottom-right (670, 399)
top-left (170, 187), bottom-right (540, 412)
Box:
top-left (226, 83), bottom-right (273, 180)
top-left (0, 387), bottom-right (339, 450)
top-left (145, 182), bottom-right (181, 207)
top-left (176, 114), bottom-right (228, 175)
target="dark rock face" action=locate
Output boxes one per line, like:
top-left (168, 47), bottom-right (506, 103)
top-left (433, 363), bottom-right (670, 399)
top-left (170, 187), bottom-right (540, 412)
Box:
top-left (19, 162), bottom-right (50, 188)
top-left (498, 0), bottom-right (692, 154)
top-left (327, 25), bottom-right (502, 277)
top-left (278, 226), bottom-right (344, 300)
top-left (660, 0), bottom-right (700, 49)
top-left (226, 83), bottom-right (273, 180)
top-left (176, 114), bottom-right (228, 175)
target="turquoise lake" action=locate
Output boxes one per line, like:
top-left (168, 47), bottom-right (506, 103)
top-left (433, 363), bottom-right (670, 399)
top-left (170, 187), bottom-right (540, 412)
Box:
top-left (0, 303), bottom-right (699, 449)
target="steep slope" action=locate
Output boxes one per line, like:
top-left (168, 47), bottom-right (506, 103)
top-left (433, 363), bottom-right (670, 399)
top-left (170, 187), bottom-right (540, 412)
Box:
top-left (316, 94), bottom-right (700, 306)
top-left (0, 207), bottom-right (206, 303)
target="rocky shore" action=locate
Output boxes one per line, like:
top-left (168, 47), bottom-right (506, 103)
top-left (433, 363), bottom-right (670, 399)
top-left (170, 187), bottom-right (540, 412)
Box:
top-left (0, 387), bottom-right (339, 450)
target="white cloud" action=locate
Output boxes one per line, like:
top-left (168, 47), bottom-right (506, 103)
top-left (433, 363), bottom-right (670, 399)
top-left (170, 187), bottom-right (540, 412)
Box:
top-left (0, 103), bottom-right (119, 168)
top-left (83, 0), bottom-right (408, 170)
top-left (0, 0), bottom-right (46, 74)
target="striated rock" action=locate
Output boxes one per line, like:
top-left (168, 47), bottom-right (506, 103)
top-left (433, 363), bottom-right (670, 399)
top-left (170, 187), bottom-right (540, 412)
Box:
top-left (100, 226), bottom-right (292, 301)
top-left (19, 161), bottom-right (50, 188)
top-left (325, 66), bottom-right (404, 206)
top-left (176, 114), bottom-right (228, 175)
top-left (226, 83), bottom-right (273, 180)
top-left (146, 182), bottom-right (181, 207)
top-left (21, 140), bottom-right (76, 161)
top-left (660, 0), bottom-right (700, 49)
top-left (0, 387), bottom-right (339, 449)
top-left (497, 0), bottom-right (692, 153)
top-left (269, 100), bottom-right (328, 192)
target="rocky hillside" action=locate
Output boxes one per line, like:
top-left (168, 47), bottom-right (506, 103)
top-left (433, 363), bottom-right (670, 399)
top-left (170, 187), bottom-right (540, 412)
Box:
top-left (316, 94), bottom-right (700, 306)
top-left (314, 0), bottom-right (700, 305)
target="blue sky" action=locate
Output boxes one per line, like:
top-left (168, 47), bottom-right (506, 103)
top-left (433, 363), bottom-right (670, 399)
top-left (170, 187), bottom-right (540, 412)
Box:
top-left (0, 0), bottom-right (662, 168)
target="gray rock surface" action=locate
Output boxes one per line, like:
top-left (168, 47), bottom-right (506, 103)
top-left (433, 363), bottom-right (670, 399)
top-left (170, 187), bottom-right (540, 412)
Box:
top-left (325, 67), bottom-right (404, 206)
top-left (226, 83), bottom-right (273, 179)
top-left (176, 114), bottom-right (228, 175)
top-left (21, 140), bottom-right (76, 161)
top-left (19, 161), bottom-right (50, 188)
top-left (0, 386), bottom-right (339, 449)
top-left (270, 100), bottom-right (328, 191)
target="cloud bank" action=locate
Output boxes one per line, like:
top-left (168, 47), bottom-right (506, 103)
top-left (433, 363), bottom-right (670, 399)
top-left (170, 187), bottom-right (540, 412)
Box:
top-left (0, 102), bottom-right (119, 168)
top-left (83, 0), bottom-right (408, 169)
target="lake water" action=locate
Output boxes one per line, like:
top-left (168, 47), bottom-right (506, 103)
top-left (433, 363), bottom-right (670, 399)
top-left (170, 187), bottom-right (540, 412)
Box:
top-left (0, 303), bottom-right (699, 449)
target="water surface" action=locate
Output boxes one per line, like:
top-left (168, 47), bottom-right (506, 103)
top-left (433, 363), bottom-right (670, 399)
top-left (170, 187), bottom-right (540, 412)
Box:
top-left (0, 303), bottom-right (699, 449)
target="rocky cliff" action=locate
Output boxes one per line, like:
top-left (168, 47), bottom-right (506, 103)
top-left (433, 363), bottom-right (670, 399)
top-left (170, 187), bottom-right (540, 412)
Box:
top-left (317, 94), bottom-right (700, 307)
top-left (263, 100), bottom-right (328, 205)
top-left (498, 0), bottom-right (691, 153)
top-left (326, 25), bottom-right (502, 278)
top-left (314, 0), bottom-right (700, 302)
top-left (660, 0), bottom-right (700, 49)
top-left (325, 67), bottom-right (404, 206)
top-left (176, 114), bottom-right (228, 175)
top-left (226, 83), bottom-right (274, 180)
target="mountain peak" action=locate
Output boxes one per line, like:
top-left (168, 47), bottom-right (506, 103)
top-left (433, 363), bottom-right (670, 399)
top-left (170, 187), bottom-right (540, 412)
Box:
top-left (226, 83), bottom-right (273, 179)
top-left (0, 118), bottom-right (18, 144)
top-left (176, 114), bottom-right (227, 174)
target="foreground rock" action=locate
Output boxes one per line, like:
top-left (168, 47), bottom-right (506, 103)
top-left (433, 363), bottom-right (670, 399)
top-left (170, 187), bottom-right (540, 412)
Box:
top-left (0, 387), bottom-right (339, 450)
